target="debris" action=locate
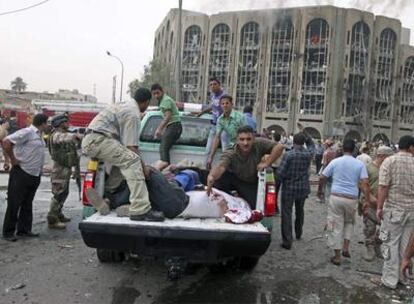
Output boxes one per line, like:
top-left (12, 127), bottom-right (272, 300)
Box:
top-left (58, 244), bottom-right (74, 249)
top-left (5, 283), bottom-right (26, 293)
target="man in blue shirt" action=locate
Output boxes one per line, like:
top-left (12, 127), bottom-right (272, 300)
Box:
top-left (197, 77), bottom-right (229, 166)
top-left (318, 139), bottom-right (370, 265)
top-left (243, 105), bottom-right (257, 133)
top-left (277, 123), bottom-right (315, 250)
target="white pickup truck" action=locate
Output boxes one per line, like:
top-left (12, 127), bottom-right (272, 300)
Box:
top-left (78, 111), bottom-right (276, 280)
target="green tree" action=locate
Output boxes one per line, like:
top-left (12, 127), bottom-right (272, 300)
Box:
top-left (10, 77), bottom-right (27, 92)
top-left (128, 60), bottom-right (174, 100)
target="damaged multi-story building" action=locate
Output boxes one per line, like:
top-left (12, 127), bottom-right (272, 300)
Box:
top-left (153, 6), bottom-right (414, 142)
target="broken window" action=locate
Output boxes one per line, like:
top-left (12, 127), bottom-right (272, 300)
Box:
top-left (182, 25), bottom-right (202, 103)
top-left (267, 18), bottom-right (294, 113)
top-left (208, 23), bottom-right (231, 89)
top-left (300, 18), bottom-right (330, 115)
top-left (372, 28), bottom-right (396, 120)
top-left (345, 21), bottom-right (370, 120)
top-left (236, 22), bottom-right (260, 109)
top-left (400, 56), bottom-right (414, 124)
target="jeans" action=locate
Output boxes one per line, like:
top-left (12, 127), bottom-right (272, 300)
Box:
top-left (205, 124), bottom-right (229, 165)
top-left (281, 195), bottom-right (306, 246)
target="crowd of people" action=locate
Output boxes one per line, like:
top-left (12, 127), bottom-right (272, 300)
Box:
top-left (0, 77), bottom-right (413, 291)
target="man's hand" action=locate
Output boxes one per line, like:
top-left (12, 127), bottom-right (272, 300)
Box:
top-left (10, 158), bottom-right (20, 167)
top-left (376, 208), bottom-right (383, 222)
top-left (257, 161), bottom-right (269, 171)
top-left (206, 175), bottom-right (215, 195)
top-left (73, 134), bottom-right (82, 141)
top-left (317, 191), bottom-right (324, 201)
top-left (401, 257), bottom-right (412, 279)
top-left (362, 201), bottom-right (370, 216)
top-left (154, 128), bottom-right (162, 139)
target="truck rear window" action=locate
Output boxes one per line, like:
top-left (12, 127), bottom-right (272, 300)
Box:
top-left (140, 115), bottom-right (210, 147)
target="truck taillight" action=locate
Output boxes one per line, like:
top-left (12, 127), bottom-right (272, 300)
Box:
top-left (82, 172), bottom-right (95, 206)
top-left (264, 183), bottom-right (277, 216)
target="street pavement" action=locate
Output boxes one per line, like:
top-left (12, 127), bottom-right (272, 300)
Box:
top-left (0, 152), bottom-right (413, 304)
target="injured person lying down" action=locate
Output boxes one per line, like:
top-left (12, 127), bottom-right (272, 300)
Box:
top-left (85, 166), bottom-right (263, 224)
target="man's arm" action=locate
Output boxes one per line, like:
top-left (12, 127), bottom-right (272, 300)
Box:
top-left (206, 164), bottom-right (226, 195)
top-left (317, 175), bottom-right (327, 199)
top-left (197, 106), bottom-right (212, 117)
top-left (155, 111), bottom-right (172, 138)
top-left (401, 232), bottom-right (414, 278)
top-left (376, 185), bottom-right (389, 220)
top-left (2, 139), bottom-right (19, 166)
top-left (206, 135), bottom-right (220, 170)
top-left (257, 143), bottom-right (284, 171)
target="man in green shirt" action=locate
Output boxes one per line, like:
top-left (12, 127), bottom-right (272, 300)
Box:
top-left (151, 84), bottom-right (182, 170)
top-left (207, 125), bottom-right (284, 208)
top-left (362, 146), bottom-right (394, 261)
top-left (206, 95), bottom-right (247, 169)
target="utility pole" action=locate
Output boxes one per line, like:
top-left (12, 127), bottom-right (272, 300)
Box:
top-left (112, 76), bottom-right (117, 104)
top-left (175, 0), bottom-right (183, 102)
top-left (107, 51), bottom-right (124, 102)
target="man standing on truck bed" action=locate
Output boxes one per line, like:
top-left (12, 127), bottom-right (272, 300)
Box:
top-left (47, 114), bottom-right (82, 229)
top-left (151, 84), bottom-right (182, 171)
top-left (207, 125), bottom-right (284, 209)
top-left (82, 88), bottom-right (164, 222)
top-left (206, 95), bottom-right (248, 169)
top-left (196, 77), bottom-right (229, 167)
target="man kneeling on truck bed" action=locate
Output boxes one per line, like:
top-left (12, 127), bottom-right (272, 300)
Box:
top-left (207, 126), bottom-right (284, 208)
top-left (81, 88), bottom-right (164, 222)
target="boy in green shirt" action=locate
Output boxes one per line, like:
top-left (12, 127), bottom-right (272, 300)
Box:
top-left (151, 84), bottom-right (182, 170)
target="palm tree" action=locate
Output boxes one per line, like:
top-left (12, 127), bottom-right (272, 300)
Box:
top-left (10, 77), bottom-right (27, 92)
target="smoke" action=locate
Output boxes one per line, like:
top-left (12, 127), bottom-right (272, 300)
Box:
top-left (192, 0), bottom-right (411, 19)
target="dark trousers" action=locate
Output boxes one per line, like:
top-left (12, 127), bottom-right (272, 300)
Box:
top-left (2, 166), bottom-right (41, 236)
top-left (281, 195), bottom-right (306, 246)
top-left (159, 122), bottom-right (182, 163)
top-left (315, 154), bottom-right (323, 174)
top-left (213, 171), bottom-right (258, 209)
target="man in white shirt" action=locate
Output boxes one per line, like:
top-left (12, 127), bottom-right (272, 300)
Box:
top-left (356, 144), bottom-right (372, 166)
top-left (2, 114), bottom-right (49, 242)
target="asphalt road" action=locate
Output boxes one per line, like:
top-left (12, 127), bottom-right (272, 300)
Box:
top-left (0, 153), bottom-right (413, 304)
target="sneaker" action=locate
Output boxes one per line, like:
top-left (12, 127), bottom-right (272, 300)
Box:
top-left (86, 188), bottom-right (110, 215)
top-left (130, 209), bottom-right (165, 222)
top-left (48, 221), bottom-right (66, 230)
top-left (3, 235), bottom-right (17, 242)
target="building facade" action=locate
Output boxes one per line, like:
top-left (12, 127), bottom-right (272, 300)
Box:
top-left (153, 6), bottom-right (414, 142)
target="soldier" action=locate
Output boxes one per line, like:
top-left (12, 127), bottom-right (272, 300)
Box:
top-left (82, 88), bottom-right (164, 221)
top-left (47, 114), bottom-right (81, 229)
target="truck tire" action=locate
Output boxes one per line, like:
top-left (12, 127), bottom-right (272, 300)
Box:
top-left (96, 249), bottom-right (125, 263)
top-left (238, 256), bottom-right (259, 270)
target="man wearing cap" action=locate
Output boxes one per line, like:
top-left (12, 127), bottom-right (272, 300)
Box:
top-left (47, 114), bottom-right (82, 229)
top-left (361, 146), bottom-right (394, 261)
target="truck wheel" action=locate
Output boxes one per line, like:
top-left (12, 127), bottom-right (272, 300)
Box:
top-left (96, 249), bottom-right (125, 263)
top-left (238, 256), bottom-right (259, 270)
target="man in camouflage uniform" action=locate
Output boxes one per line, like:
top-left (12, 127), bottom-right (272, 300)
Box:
top-left (82, 88), bottom-right (164, 221)
top-left (47, 114), bottom-right (81, 229)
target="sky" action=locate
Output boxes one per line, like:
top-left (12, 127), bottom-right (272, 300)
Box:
top-left (0, 0), bottom-right (413, 104)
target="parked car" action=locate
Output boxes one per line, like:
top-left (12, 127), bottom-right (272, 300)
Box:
top-left (78, 111), bottom-right (277, 280)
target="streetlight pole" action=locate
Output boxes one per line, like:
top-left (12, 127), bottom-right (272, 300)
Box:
top-left (106, 51), bottom-right (124, 102)
top-left (176, 0), bottom-right (183, 102)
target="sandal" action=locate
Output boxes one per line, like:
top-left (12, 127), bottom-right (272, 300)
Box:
top-left (342, 251), bottom-right (351, 258)
top-left (330, 256), bottom-right (341, 266)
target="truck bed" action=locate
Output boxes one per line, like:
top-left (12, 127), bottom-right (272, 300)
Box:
top-left (79, 212), bottom-right (271, 263)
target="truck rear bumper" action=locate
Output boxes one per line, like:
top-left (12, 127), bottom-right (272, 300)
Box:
top-left (79, 215), bottom-right (271, 263)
